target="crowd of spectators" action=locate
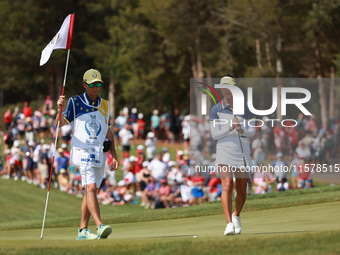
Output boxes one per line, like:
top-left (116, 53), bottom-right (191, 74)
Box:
top-left (2, 99), bottom-right (217, 210)
top-left (98, 106), bottom-right (218, 209)
top-left (1, 97), bottom-right (339, 210)
top-left (191, 113), bottom-right (340, 195)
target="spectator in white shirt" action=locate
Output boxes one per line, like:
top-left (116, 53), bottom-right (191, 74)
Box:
top-left (162, 147), bottom-right (171, 163)
top-left (145, 132), bottom-right (157, 160)
top-left (148, 153), bottom-right (167, 182)
top-left (119, 124), bottom-right (133, 153)
top-left (180, 177), bottom-right (193, 206)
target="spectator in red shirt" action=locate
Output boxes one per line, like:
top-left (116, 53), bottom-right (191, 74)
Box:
top-left (297, 157), bottom-right (311, 189)
top-left (207, 172), bottom-right (221, 201)
top-left (137, 113), bottom-right (145, 139)
top-left (134, 145), bottom-right (145, 193)
top-left (124, 156), bottom-right (137, 194)
top-left (4, 108), bottom-right (12, 130)
top-left (60, 143), bottom-right (70, 158)
top-left (190, 171), bottom-right (205, 205)
top-left (285, 125), bottom-right (299, 154)
top-left (307, 115), bottom-right (318, 136)
top-left (273, 124), bottom-right (285, 152)
top-left (23, 101), bottom-right (33, 118)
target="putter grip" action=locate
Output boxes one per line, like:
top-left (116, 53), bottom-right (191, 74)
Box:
top-left (243, 157), bottom-right (252, 187)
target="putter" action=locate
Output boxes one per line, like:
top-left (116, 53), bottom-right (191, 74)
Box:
top-left (234, 115), bottom-right (252, 187)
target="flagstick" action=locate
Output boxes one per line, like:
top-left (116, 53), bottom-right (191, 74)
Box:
top-left (40, 49), bottom-right (71, 239)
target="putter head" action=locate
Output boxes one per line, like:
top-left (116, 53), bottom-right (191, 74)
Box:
top-left (247, 178), bottom-right (252, 187)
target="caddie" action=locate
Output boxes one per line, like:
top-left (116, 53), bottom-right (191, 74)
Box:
top-left (57, 68), bottom-right (119, 240)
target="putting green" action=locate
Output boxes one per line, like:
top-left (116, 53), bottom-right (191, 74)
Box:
top-left (1, 201), bottom-right (339, 241)
top-left (1, 201), bottom-right (339, 255)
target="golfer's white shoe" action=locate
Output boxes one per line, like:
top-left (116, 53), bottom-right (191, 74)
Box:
top-left (232, 212), bottom-right (242, 234)
top-left (224, 222), bottom-right (235, 236)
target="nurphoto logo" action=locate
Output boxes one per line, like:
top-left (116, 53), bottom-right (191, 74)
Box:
top-left (195, 79), bottom-right (312, 128)
top-left (201, 84), bottom-right (311, 116)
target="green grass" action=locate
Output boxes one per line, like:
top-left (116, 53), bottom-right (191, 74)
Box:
top-left (1, 178), bottom-right (340, 231)
top-left (1, 201), bottom-right (340, 254)
top-left (1, 229), bottom-right (340, 255)
top-left (0, 179), bottom-right (340, 254)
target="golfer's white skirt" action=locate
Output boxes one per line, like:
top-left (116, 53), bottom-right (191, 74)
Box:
top-left (215, 135), bottom-right (252, 169)
top-left (78, 164), bottom-right (105, 188)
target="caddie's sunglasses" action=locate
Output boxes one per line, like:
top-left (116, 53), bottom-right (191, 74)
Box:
top-left (87, 82), bottom-right (102, 88)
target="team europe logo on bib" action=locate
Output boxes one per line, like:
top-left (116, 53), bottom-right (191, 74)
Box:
top-left (85, 115), bottom-right (101, 139)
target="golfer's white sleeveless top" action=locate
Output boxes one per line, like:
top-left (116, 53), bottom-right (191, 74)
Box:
top-left (64, 93), bottom-right (109, 167)
top-left (210, 99), bottom-right (255, 169)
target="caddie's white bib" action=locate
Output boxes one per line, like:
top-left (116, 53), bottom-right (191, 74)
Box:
top-left (66, 93), bottom-right (109, 167)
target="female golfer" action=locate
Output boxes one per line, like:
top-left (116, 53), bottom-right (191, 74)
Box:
top-left (209, 75), bottom-right (255, 235)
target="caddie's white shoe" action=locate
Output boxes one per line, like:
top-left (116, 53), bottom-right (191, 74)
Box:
top-left (76, 228), bottom-right (97, 240)
top-left (97, 224), bottom-right (112, 239)
top-left (224, 222), bottom-right (235, 236)
top-left (232, 212), bottom-right (242, 234)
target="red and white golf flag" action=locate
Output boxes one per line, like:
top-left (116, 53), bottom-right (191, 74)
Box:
top-left (40, 14), bottom-right (75, 66)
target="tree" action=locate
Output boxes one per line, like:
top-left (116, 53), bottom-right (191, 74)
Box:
top-left (305, 0), bottom-right (340, 129)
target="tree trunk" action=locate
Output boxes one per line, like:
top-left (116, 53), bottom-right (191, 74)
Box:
top-left (317, 75), bottom-right (328, 130)
top-left (329, 66), bottom-right (335, 119)
top-left (109, 74), bottom-right (115, 121)
top-left (315, 45), bottom-right (328, 130)
top-left (194, 53), bottom-right (204, 117)
top-left (276, 35), bottom-right (283, 121)
top-left (191, 53), bottom-right (204, 79)
top-left (256, 39), bottom-right (263, 70)
top-left (265, 42), bottom-right (272, 68)
top-left (189, 37), bottom-right (204, 117)
top-left (0, 88), bottom-right (3, 108)
top-left (47, 65), bottom-right (63, 101)
top-left (206, 69), bottom-right (213, 115)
